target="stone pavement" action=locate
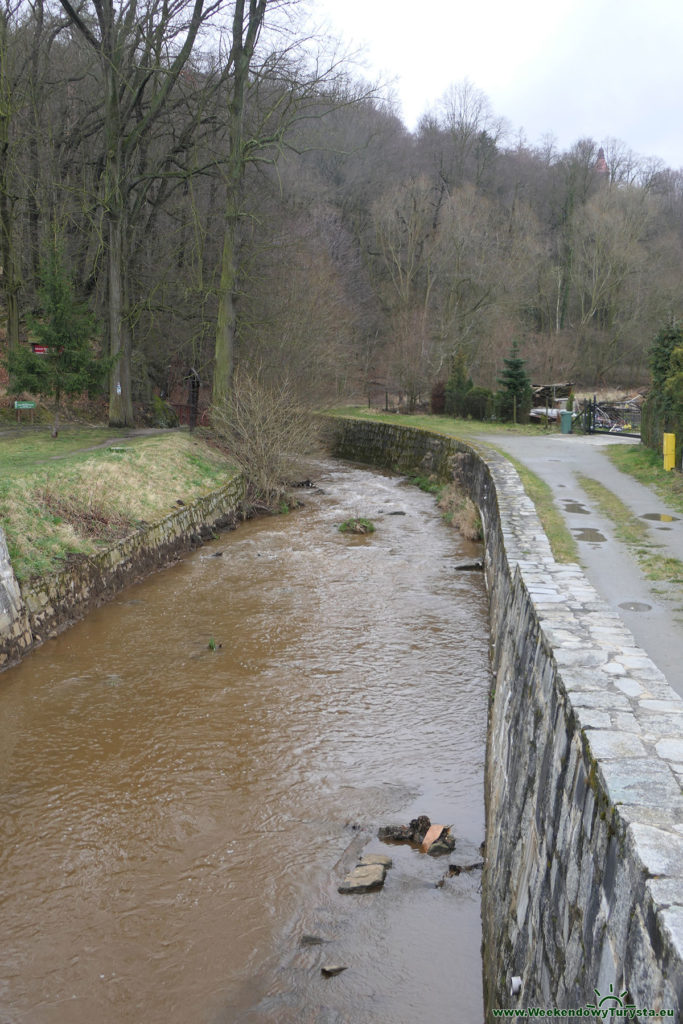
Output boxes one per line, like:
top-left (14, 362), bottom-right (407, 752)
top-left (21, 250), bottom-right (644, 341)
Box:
top-left (474, 431), bottom-right (683, 697)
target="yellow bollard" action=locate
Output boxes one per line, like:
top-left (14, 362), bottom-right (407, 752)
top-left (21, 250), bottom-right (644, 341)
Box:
top-left (663, 432), bottom-right (676, 472)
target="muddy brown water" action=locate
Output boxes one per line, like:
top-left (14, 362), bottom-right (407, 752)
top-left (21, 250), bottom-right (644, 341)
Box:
top-left (0, 460), bottom-right (491, 1024)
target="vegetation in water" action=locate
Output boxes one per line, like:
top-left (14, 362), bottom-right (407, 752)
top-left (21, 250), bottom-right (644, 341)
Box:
top-left (437, 484), bottom-right (483, 541)
top-left (338, 517), bottom-right (375, 535)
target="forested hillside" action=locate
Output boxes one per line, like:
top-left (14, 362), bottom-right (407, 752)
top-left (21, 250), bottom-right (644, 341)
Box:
top-left (1, 0), bottom-right (682, 425)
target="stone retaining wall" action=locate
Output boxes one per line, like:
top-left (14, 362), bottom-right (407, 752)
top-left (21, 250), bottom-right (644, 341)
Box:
top-left (0, 528), bottom-right (33, 667)
top-left (0, 473), bottom-right (245, 668)
top-left (330, 416), bottom-right (683, 1021)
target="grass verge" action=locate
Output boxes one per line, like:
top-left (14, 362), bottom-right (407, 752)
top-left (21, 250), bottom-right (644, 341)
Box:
top-left (605, 444), bottom-right (683, 517)
top-left (0, 429), bottom-right (238, 582)
top-left (577, 473), bottom-right (683, 586)
top-left (330, 406), bottom-right (547, 438)
top-left (506, 456), bottom-right (579, 564)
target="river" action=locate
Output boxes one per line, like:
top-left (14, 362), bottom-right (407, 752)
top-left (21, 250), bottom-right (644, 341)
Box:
top-left (0, 460), bottom-right (491, 1024)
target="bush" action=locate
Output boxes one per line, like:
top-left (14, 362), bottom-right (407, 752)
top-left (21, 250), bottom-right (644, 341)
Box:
top-left (642, 322), bottom-right (683, 458)
top-left (209, 368), bottom-right (320, 509)
top-left (151, 394), bottom-right (178, 427)
top-left (444, 351), bottom-right (472, 417)
top-left (462, 386), bottom-right (493, 420)
top-left (430, 381), bottom-right (446, 414)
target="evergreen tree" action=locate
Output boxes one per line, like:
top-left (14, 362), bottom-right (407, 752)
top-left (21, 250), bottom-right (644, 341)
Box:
top-left (444, 350), bottom-right (473, 417)
top-left (641, 320), bottom-right (683, 455)
top-left (496, 340), bottom-right (532, 423)
top-left (4, 243), bottom-right (110, 435)
top-left (650, 321), bottom-right (683, 392)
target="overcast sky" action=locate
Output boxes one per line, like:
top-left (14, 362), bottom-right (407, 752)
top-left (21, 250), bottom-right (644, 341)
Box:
top-left (311, 0), bottom-right (683, 170)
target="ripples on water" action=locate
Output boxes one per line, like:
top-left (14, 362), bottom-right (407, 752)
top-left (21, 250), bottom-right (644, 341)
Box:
top-left (0, 461), bottom-right (490, 1024)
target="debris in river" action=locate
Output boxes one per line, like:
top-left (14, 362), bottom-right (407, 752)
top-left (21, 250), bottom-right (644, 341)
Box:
top-left (300, 934), bottom-right (331, 946)
top-left (436, 858), bottom-right (485, 887)
top-left (453, 558), bottom-right (484, 571)
top-left (378, 815), bottom-right (455, 855)
top-left (449, 860), bottom-right (484, 875)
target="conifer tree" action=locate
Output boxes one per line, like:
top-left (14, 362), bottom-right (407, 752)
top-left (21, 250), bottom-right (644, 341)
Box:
top-left (4, 243), bottom-right (110, 435)
top-left (496, 340), bottom-right (532, 423)
top-left (444, 350), bottom-right (473, 417)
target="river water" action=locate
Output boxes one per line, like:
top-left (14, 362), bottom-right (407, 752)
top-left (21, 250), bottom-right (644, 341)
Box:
top-left (0, 460), bottom-right (491, 1024)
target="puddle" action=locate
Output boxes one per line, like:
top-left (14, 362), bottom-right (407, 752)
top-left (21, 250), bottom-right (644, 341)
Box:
top-left (619, 601), bottom-right (652, 612)
top-left (641, 512), bottom-right (679, 523)
top-left (563, 499), bottom-right (590, 515)
top-left (573, 527), bottom-right (607, 543)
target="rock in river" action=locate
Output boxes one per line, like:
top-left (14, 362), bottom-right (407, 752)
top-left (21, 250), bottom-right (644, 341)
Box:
top-left (338, 862), bottom-right (387, 894)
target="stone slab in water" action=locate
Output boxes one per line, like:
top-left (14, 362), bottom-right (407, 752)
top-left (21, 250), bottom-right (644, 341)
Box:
top-left (358, 853), bottom-right (393, 868)
top-left (338, 863), bottom-right (386, 893)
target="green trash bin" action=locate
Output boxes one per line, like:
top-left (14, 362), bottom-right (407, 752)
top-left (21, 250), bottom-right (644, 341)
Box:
top-left (560, 410), bottom-right (573, 434)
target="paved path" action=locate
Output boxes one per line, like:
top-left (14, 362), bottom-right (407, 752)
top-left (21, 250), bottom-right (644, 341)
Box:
top-left (474, 432), bottom-right (683, 697)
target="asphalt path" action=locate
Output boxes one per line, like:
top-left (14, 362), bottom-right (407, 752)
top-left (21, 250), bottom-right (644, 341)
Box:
top-left (474, 431), bottom-right (683, 696)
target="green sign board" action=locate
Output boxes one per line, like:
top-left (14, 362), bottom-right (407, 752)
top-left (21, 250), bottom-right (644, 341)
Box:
top-left (14, 401), bottom-right (36, 409)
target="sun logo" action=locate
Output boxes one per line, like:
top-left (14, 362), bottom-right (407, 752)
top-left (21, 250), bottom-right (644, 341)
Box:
top-left (585, 984), bottom-right (634, 1013)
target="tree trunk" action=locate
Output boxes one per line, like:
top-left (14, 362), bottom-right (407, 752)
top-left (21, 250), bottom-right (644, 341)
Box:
top-left (213, 205), bottom-right (238, 404)
top-left (212, 0), bottom-right (267, 406)
top-left (107, 209), bottom-right (134, 426)
top-left (0, 10), bottom-right (19, 351)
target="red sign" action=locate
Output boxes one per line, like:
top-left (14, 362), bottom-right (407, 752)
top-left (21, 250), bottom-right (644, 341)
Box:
top-left (31, 344), bottom-right (49, 355)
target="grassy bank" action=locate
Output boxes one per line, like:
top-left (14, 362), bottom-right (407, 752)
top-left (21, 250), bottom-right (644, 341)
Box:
top-left (605, 444), bottom-right (683, 517)
top-left (0, 429), bottom-right (238, 581)
top-left (331, 406), bottom-right (543, 437)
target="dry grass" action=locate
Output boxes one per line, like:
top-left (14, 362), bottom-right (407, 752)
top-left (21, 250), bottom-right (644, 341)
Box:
top-left (0, 432), bottom-right (237, 580)
top-left (437, 483), bottom-right (482, 540)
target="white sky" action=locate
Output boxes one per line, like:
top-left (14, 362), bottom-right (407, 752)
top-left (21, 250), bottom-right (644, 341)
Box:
top-left (310, 0), bottom-right (683, 170)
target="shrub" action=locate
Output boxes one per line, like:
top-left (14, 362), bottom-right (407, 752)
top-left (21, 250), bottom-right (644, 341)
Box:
top-left (462, 386), bottom-right (493, 420)
top-left (431, 381), bottom-right (446, 414)
top-left (642, 322), bottom-right (683, 458)
top-left (444, 351), bottom-right (472, 417)
top-left (209, 368), bottom-right (320, 510)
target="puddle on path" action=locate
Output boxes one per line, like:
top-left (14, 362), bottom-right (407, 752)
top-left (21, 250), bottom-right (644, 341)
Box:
top-left (619, 601), bottom-right (652, 612)
top-left (641, 512), bottom-right (679, 523)
top-left (573, 527), bottom-right (607, 544)
top-left (563, 499), bottom-right (591, 515)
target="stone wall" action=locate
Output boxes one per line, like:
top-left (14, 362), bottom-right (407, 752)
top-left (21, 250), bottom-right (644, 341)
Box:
top-left (0, 528), bottom-right (33, 667)
top-left (329, 416), bottom-right (683, 1021)
top-left (0, 473), bottom-right (245, 668)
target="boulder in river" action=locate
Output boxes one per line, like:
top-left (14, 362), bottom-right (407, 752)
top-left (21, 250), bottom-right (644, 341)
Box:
top-left (338, 862), bottom-right (386, 894)
top-left (377, 815), bottom-right (455, 855)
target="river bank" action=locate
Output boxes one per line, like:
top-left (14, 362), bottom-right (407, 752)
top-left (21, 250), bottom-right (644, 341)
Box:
top-left (0, 430), bottom-right (246, 669)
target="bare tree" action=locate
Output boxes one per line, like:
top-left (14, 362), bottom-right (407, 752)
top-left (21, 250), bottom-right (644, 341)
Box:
top-left (58, 0), bottom-right (220, 425)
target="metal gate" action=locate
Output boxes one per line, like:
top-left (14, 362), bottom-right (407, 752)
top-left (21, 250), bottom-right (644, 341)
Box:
top-left (581, 396), bottom-right (641, 438)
